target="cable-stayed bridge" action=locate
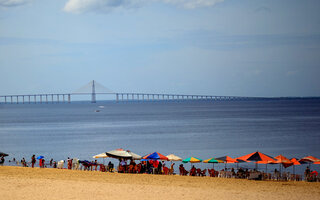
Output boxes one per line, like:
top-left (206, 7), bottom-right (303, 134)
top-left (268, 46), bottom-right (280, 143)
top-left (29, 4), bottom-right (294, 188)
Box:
top-left (0, 80), bottom-right (266, 104)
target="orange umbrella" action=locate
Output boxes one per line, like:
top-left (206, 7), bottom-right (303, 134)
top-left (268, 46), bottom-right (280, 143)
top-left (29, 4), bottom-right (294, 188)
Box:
top-left (314, 162), bottom-right (320, 164)
top-left (237, 151), bottom-right (276, 170)
top-left (288, 158), bottom-right (301, 175)
top-left (215, 156), bottom-right (238, 163)
top-left (299, 156), bottom-right (320, 163)
top-left (237, 151), bottom-right (276, 162)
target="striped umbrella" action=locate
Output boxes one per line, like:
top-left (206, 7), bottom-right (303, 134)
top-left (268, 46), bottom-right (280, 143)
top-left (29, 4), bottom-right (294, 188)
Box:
top-left (182, 157), bottom-right (202, 163)
top-left (203, 158), bottom-right (224, 169)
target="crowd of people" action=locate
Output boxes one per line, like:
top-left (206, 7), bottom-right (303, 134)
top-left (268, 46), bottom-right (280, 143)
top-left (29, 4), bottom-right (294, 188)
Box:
top-left (1, 155), bottom-right (319, 182)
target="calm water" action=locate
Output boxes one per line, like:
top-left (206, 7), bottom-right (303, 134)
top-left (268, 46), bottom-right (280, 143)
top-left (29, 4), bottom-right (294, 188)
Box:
top-left (1, 99), bottom-right (320, 173)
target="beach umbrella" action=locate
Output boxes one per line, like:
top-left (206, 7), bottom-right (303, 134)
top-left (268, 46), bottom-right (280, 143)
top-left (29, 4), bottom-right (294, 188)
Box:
top-left (106, 149), bottom-right (132, 159)
top-left (0, 152), bottom-right (9, 157)
top-left (182, 157), bottom-right (202, 163)
top-left (314, 162), bottom-right (320, 164)
top-left (127, 150), bottom-right (142, 160)
top-left (37, 156), bottom-right (44, 160)
top-left (216, 156), bottom-right (238, 169)
top-left (143, 152), bottom-right (169, 160)
top-left (287, 158), bottom-right (301, 175)
top-left (93, 152), bottom-right (108, 164)
top-left (166, 154), bottom-right (182, 161)
top-left (93, 153), bottom-right (108, 158)
top-left (237, 151), bottom-right (276, 169)
top-left (274, 155), bottom-right (293, 174)
top-left (203, 158), bottom-right (224, 169)
top-left (299, 156), bottom-right (320, 163)
top-left (215, 156), bottom-right (238, 163)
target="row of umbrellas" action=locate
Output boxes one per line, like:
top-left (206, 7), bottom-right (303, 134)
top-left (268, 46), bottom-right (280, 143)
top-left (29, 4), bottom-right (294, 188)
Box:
top-left (93, 149), bottom-right (320, 167)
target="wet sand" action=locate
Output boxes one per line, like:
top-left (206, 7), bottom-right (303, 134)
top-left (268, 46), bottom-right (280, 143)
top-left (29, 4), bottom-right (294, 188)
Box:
top-left (0, 166), bottom-right (319, 200)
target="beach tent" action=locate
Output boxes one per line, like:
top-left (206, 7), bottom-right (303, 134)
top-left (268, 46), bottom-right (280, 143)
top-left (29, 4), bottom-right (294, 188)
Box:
top-left (143, 152), bottom-right (169, 160)
top-left (0, 152), bottom-right (9, 157)
top-left (166, 154), bottom-right (182, 161)
top-left (182, 157), bottom-right (202, 163)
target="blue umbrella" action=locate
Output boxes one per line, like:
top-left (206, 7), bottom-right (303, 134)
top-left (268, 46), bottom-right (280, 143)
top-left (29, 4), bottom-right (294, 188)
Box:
top-left (37, 156), bottom-right (44, 160)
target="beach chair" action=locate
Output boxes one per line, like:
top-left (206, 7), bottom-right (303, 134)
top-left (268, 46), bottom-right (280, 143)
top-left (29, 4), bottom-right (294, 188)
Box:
top-left (200, 169), bottom-right (207, 177)
top-left (163, 167), bottom-right (169, 175)
top-left (99, 164), bottom-right (106, 172)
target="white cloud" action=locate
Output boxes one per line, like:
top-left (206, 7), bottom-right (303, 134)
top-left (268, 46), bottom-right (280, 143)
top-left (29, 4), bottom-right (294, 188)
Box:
top-left (63, 0), bottom-right (143, 14)
top-left (0, 0), bottom-right (31, 7)
top-left (63, 0), bottom-right (224, 14)
top-left (161, 0), bottom-right (224, 9)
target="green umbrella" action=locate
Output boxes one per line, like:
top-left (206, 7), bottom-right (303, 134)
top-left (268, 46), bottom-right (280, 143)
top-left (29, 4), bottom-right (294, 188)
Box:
top-left (182, 157), bottom-right (202, 163)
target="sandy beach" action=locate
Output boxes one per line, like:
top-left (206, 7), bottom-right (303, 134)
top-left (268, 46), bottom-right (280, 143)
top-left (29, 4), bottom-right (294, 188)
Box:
top-left (0, 166), bottom-right (319, 200)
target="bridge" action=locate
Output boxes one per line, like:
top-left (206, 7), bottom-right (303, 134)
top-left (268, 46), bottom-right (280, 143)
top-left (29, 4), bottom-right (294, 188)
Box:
top-left (0, 80), bottom-right (265, 104)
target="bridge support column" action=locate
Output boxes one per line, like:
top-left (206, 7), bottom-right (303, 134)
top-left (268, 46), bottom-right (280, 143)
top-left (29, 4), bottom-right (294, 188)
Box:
top-left (46, 95), bottom-right (48, 104)
top-left (22, 96), bottom-right (24, 104)
top-left (116, 93), bottom-right (119, 102)
top-left (51, 95), bottom-right (54, 103)
top-left (16, 96), bottom-right (18, 104)
top-left (40, 95), bottom-right (42, 104)
top-left (57, 95), bottom-right (59, 103)
top-left (63, 95), bottom-right (65, 103)
top-left (68, 94), bottom-right (71, 103)
top-left (4, 96), bottom-right (7, 104)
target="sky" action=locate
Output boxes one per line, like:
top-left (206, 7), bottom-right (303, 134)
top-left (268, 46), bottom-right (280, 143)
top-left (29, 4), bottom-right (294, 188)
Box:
top-left (0, 0), bottom-right (320, 97)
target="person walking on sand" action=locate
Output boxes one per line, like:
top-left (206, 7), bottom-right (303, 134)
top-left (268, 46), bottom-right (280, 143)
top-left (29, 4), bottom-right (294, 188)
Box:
top-left (31, 155), bottom-right (36, 168)
top-left (0, 156), bottom-right (4, 165)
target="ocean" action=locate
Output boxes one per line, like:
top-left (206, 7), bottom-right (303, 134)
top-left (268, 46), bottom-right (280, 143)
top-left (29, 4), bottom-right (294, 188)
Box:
top-left (1, 99), bottom-right (320, 173)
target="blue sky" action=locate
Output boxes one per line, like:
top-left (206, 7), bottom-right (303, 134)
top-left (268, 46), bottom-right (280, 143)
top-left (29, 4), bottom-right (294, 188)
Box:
top-left (0, 0), bottom-right (320, 97)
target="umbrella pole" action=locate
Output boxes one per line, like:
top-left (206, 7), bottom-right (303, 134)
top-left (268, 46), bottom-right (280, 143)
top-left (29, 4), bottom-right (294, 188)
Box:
top-left (266, 164), bottom-right (267, 173)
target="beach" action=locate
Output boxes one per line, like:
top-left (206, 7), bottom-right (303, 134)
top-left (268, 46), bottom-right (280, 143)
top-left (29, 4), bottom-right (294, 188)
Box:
top-left (1, 166), bottom-right (319, 200)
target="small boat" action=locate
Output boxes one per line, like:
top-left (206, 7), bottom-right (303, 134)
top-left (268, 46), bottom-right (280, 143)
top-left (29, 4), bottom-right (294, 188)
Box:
top-left (95, 110), bottom-right (100, 112)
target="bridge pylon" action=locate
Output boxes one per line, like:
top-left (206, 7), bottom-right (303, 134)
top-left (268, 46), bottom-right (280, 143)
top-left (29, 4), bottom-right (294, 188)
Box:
top-left (91, 80), bottom-right (96, 103)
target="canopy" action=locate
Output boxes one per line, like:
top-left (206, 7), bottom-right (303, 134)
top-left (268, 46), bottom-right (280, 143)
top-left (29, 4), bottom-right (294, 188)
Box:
top-left (37, 156), bottom-right (44, 160)
top-left (166, 154), bottom-right (182, 161)
top-left (203, 158), bottom-right (224, 163)
top-left (215, 156), bottom-right (238, 163)
top-left (290, 158), bottom-right (301, 165)
top-left (237, 151), bottom-right (276, 162)
top-left (93, 153), bottom-right (108, 158)
top-left (127, 151), bottom-right (142, 160)
top-left (0, 152), bottom-right (9, 157)
top-left (143, 152), bottom-right (168, 160)
top-left (182, 157), bottom-right (202, 163)
top-left (275, 155), bottom-right (292, 164)
top-left (314, 162), bottom-right (320, 164)
top-left (299, 156), bottom-right (320, 163)
top-left (106, 149), bottom-right (132, 159)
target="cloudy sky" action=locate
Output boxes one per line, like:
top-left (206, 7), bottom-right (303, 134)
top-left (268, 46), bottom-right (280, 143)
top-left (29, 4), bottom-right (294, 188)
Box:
top-left (0, 0), bottom-right (320, 97)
